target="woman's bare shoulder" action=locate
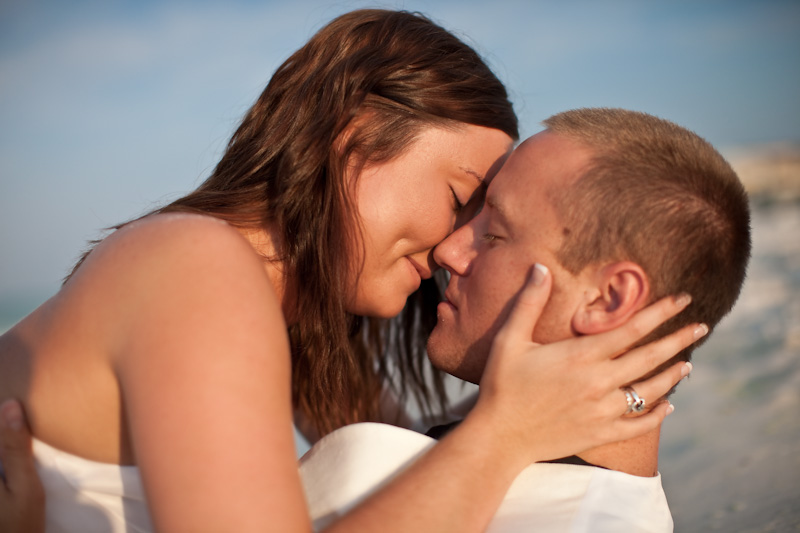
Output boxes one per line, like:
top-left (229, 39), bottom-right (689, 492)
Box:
top-left (77, 213), bottom-right (266, 284)
top-left (69, 213), bottom-right (284, 336)
top-left (99, 212), bottom-right (252, 259)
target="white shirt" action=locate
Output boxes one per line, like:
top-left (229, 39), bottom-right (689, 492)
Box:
top-left (300, 422), bottom-right (674, 532)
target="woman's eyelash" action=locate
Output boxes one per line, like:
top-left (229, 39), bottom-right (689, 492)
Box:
top-left (450, 187), bottom-right (464, 213)
top-left (482, 233), bottom-right (498, 242)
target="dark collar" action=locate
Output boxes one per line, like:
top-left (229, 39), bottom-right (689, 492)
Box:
top-left (425, 421), bottom-right (607, 470)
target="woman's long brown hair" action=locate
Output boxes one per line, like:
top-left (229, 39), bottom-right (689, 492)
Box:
top-left (68, 9), bottom-right (518, 435)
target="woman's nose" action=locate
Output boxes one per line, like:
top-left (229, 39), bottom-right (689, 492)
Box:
top-left (433, 222), bottom-right (477, 276)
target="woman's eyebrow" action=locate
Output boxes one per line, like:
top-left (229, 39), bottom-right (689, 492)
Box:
top-left (459, 167), bottom-right (486, 184)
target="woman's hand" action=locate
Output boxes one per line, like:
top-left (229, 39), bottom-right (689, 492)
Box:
top-left (474, 263), bottom-right (702, 469)
top-left (0, 399), bottom-right (44, 533)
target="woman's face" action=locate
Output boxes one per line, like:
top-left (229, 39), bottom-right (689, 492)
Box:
top-left (349, 124), bottom-right (514, 318)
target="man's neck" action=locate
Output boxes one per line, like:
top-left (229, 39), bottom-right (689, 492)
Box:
top-left (577, 425), bottom-right (662, 477)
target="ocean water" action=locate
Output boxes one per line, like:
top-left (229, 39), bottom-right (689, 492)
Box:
top-left (0, 289), bottom-right (53, 336)
top-left (2, 202), bottom-right (798, 530)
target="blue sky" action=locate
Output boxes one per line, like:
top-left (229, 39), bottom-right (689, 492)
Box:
top-left (1, 0), bottom-right (799, 314)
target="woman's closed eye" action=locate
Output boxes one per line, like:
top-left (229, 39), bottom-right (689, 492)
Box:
top-left (453, 183), bottom-right (488, 229)
top-left (450, 187), bottom-right (465, 214)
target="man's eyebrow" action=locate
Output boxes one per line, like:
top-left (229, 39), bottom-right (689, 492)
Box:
top-left (485, 195), bottom-right (512, 229)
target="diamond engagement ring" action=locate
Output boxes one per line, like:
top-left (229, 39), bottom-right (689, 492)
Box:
top-left (622, 386), bottom-right (646, 414)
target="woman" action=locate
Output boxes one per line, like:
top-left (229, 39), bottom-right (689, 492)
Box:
top-left (0, 9), bottom-right (696, 532)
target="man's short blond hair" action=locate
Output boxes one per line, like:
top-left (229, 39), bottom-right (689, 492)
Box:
top-left (544, 108), bottom-right (751, 364)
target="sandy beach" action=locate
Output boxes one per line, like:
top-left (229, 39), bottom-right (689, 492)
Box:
top-left (659, 199), bottom-right (800, 532)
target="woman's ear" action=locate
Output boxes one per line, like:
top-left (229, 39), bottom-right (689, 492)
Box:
top-left (572, 262), bottom-right (650, 335)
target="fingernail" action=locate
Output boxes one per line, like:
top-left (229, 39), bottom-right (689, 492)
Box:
top-left (693, 324), bottom-right (709, 340)
top-left (675, 293), bottom-right (692, 308)
top-left (0, 400), bottom-right (23, 431)
top-left (531, 263), bottom-right (548, 286)
top-left (681, 361), bottom-right (693, 378)
top-left (666, 403), bottom-right (675, 416)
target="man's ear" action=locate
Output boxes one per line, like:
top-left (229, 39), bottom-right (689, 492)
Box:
top-left (572, 261), bottom-right (650, 335)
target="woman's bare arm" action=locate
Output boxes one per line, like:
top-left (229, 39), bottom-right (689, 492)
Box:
top-left (93, 216), bottom-right (311, 532)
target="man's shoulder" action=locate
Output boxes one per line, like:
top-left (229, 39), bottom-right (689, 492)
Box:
top-left (498, 463), bottom-right (672, 532)
top-left (300, 423), bottom-right (436, 530)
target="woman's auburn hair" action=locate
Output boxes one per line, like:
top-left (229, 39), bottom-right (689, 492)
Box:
top-left (70, 9), bottom-right (518, 435)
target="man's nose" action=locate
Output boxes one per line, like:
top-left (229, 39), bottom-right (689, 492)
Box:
top-left (433, 222), bottom-right (476, 276)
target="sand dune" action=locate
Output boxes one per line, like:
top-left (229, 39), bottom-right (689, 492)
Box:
top-left (726, 142), bottom-right (800, 202)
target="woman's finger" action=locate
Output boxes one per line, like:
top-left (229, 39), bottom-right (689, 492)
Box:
top-left (609, 400), bottom-right (676, 442)
top-left (613, 360), bottom-right (692, 417)
top-left (591, 293), bottom-right (693, 361)
top-left (614, 321), bottom-right (707, 385)
top-left (492, 264), bottom-right (552, 347)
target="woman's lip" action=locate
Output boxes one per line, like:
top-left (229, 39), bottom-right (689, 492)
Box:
top-left (406, 257), bottom-right (432, 280)
top-left (405, 257), bottom-right (423, 290)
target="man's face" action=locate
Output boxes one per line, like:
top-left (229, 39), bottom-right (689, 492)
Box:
top-left (427, 130), bottom-right (595, 384)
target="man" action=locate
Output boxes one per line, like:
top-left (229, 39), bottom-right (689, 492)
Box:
top-left (300, 108), bottom-right (750, 531)
top-left (427, 107), bottom-right (751, 470)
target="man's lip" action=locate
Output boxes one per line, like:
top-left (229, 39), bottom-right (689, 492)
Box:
top-left (443, 289), bottom-right (458, 310)
top-left (406, 257), bottom-right (432, 280)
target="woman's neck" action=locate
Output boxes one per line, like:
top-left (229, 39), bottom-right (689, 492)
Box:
top-left (235, 224), bottom-right (299, 326)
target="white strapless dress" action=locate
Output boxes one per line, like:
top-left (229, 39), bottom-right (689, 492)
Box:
top-left (30, 438), bottom-right (153, 532)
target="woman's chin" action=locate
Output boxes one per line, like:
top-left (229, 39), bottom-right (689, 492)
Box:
top-left (348, 296), bottom-right (408, 319)
top-left (373, 301), bottom-right (408, 319)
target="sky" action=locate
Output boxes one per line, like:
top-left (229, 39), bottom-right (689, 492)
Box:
top-left (1, 0), bottom-right (799, 319)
